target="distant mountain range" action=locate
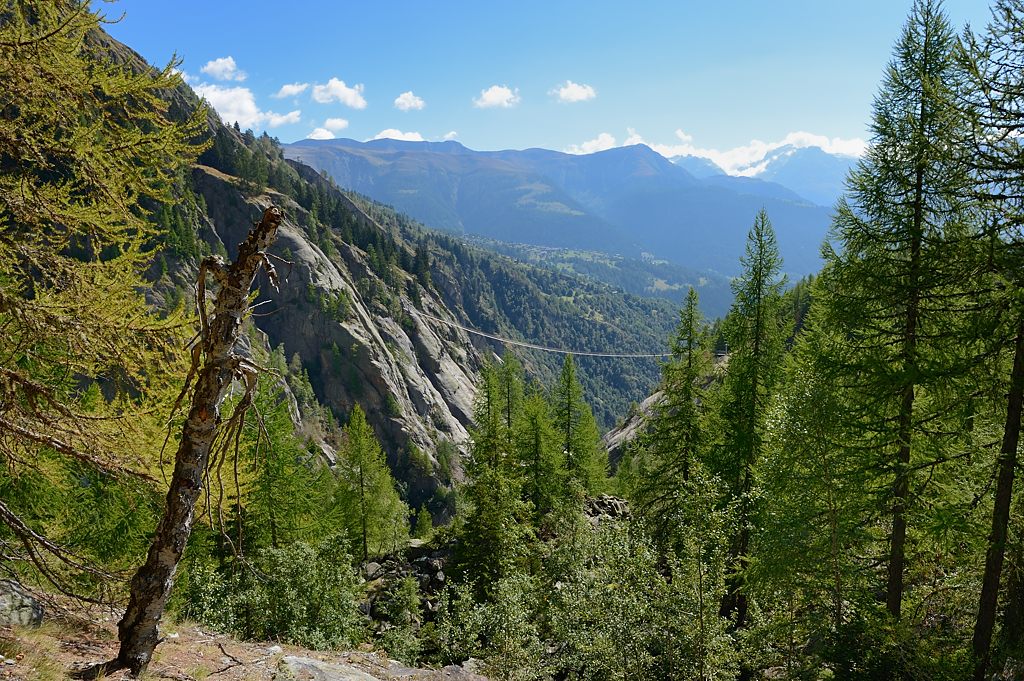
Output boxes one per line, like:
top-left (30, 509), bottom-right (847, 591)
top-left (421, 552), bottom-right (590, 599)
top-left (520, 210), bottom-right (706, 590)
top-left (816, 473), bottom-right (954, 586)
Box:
top-left (284, 138), bottom-right (837, 277)
top-left (670, 145), bottom-right (858, 207)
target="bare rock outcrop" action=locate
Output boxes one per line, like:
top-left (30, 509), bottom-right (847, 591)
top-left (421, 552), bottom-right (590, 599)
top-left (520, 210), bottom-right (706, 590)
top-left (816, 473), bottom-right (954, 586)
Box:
top-left (191, 167), bottom-right (483, 507)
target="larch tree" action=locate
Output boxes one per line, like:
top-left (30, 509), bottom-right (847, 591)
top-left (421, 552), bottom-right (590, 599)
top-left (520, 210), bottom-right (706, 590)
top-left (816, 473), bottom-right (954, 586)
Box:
top-left (0, 0), bottom-right (202, 602)
top-left (757, 309), bottom-right (872, 641)
top-left (634, 286), bottom-right (712, 540)
top-left (458, 365), bottom-right (535, 600)
top-left (243, 382), bottom-right (336, 551)
top-left (714, 209), bottom-right (785, 630)
top-left (818, 0), bottom-right (975, 622)
top-left (961, 2), bottom-right (1024, 676)
top-left (551, 354), bottom-right (606, 494)
top-left (335, 404), bottom-right (409, 562)
top-left (470, 361), bottom-right (506, 471)
top-left (499, 352), bottom-right (525, 455)
top-left (513, 381), bottom-right (564, 523)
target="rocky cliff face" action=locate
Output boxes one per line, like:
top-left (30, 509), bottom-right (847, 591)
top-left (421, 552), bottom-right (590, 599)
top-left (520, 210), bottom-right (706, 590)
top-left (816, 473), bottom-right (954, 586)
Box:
top-left (188, 164), bottom-right (484, 508)
top-left (601, 390), bottom-right (662, 470)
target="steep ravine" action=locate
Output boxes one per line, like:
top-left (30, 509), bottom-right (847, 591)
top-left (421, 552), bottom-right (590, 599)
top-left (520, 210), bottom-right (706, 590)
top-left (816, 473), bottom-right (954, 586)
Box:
top-left (190, 165), bottom-right (484, 508)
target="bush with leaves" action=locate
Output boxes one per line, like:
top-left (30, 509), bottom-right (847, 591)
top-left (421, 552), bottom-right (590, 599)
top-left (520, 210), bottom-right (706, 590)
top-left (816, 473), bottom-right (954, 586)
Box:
top-left (428, 581), bottom-right (484, 666)
top-left (376, 575), bottom-right (423, 665)
top-left (177, 536), bottom-right (363, 649)
top-left (482, 573), bottom-right (545, 681)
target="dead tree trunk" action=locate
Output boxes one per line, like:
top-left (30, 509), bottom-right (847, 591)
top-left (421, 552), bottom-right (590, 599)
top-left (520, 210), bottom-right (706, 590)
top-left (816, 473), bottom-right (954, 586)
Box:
top-left (82, 206), bottom-right (283, 677)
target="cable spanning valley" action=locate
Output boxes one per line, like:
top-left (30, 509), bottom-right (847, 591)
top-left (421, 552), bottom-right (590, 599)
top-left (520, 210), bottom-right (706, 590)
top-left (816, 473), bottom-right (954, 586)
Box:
top-left (411, 310), bottom-right (673, 359)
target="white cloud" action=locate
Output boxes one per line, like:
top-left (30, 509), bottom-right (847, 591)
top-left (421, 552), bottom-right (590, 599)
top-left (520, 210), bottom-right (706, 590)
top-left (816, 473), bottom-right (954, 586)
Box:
top-left (442, 130), bottom-right (458, 140)
top-left (473, 84), bottom-right (520, 109)
top-left (622, 128), bottom-right (867, 175)
top-left (312, 78), bottom-right (367, 108)
top-left (394, 91), bottom-right (425, 111)
top-left (200, 56), bottom-right (246, 82)
top-left (264, 110), bottom-right (302, 126)
top-left (551, 80), bottom-right (596, 103)
top-left (371, 129), bottom-right (424, 142)
top-left (308, 127), bottom-right (335, 140)
top-left (194, 83), bottom-right (299, 129)
top-left (566, 132), bottom-right (617, 155)
top-left (623, 127), bottom-right (645, 146)
top-left (272, 82), bottom-right (309, 99)
top-left (323, 117), bottom-right (349, 131)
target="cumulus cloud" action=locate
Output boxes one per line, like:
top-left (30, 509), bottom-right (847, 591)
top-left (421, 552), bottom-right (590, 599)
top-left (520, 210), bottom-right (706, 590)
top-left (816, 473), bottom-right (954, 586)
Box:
top-left (312, 78), bottom-right (367, 108)
top-left (264, 110), bottom-right (302, 126)
top-left (442, 130), bottom-right (458, 140)
top-left (394, 91), bottom-right (425, 111)
top-left (272, 82), bottom-right (309, 98)
top-left (622, 128), bottom-right (867, 175)
top-left (193, 83), bottom-right (299, 129)
top-left (551, 80), bottom-right (596, 103)
top-left (565, 132), bottom-right (617, 155)
top-left (308, 127), bottom-right (335, 140)
top-left (323, 117), bottom-right (349, 131)
top-left (200, 56), bottom-right (246, 82)
top-left (371, 129), bottom-right (425, 142)
top-left (473, 84), bottom-right (520, 109)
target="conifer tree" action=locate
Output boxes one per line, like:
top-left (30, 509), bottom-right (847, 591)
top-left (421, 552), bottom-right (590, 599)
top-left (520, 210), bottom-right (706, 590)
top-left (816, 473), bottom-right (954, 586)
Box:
top-left (0, 2), bottom-right (204, 593)
top-left (243, 382), bottom-right (336, 550)
top-left (819, 0), bottom-right (975, 622)
top-left (499, 353), bottom-right (525, 454)
top-left (961, 2), bottom-right (1024, 675)
top-left (513, 382), bottom-right (564, 522)
top-left (458, 361), bottom-right (534, 598)
top-left (457, 448), bottom-right (534, 601)
top-left (634, 286), bottom-right (712, 538)
top-left (471, 362), bottom-right (506, 470)
top-left (758, 312), bottom-right (872, 640)
top-left (551, 355), bottom-right (606, 494)
top-left (715, 209), bottom-right (785, 630)
top-left (335, 405), bottom-right (409, 561)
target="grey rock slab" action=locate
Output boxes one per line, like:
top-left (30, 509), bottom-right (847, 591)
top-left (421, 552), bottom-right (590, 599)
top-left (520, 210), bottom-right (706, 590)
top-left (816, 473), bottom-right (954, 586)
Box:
top-left (280, 656), bottom-right (380, 681)
top-left (0, 580), bottom-right (42, 627)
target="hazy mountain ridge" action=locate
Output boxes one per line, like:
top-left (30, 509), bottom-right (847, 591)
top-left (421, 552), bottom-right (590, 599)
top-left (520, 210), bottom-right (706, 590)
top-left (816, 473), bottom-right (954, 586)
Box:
top-left (284, 138), bottom-right (835, 277)
top-left (753, 145), bottom-right (857, 206)
top-left (671, 145), bottom-right (858, 207)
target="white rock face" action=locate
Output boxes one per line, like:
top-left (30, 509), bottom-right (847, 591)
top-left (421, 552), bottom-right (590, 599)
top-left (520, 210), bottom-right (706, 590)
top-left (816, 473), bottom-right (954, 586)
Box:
top-left (193, 167), bottom-right (484, 506)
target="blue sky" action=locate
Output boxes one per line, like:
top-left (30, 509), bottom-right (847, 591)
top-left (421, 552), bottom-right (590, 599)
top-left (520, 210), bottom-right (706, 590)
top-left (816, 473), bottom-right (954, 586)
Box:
top-left (104, 0), bottom-right (992, 173)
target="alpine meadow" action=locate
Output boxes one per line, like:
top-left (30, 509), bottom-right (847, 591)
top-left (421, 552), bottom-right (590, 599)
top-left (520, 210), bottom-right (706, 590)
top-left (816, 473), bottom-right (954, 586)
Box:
top-left (4, 1), bottom-right (1024, 680)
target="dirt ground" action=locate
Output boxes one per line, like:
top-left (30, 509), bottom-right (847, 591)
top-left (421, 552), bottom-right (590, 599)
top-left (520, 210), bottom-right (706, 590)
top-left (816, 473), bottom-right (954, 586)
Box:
top-left (0, 605), bottom-right (397, 681)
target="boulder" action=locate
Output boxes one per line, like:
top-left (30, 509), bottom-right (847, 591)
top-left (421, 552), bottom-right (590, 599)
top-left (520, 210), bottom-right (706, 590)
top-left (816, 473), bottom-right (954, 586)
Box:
top-left (0, 581), bottom-right (42, 627)
top-left (279, 654), bottom-right (489, 680)
top-left (363, 562), bottom-right (383, 581)
top-left (584, 494), bottom-right (631, 523)
top-left (280, 656), bottom-right (378, 681)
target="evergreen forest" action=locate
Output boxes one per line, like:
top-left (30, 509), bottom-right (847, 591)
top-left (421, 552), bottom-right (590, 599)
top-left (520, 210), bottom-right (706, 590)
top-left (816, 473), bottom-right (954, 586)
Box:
top-left (3, 1), bottom-right (1024, 680)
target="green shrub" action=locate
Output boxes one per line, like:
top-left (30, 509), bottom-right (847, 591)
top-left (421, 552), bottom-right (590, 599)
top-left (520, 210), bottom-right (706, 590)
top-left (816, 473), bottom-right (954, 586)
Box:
top-left (177, 536), bottom-right (364, 649)
top-left (430, 582), bottom-right (483, 666)
top-left (377, 576), bottom-right (423, 664)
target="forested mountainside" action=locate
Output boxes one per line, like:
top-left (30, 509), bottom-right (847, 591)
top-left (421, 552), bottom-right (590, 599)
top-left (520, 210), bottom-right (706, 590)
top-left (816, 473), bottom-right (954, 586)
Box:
top-left (5, 11), bottom-right (678, 509)
top-left (7, 2), bottom-right (1024, 681)
top-left (318, 186), bottom-right (679, 431)
top-left (467, 238), bottom-right (735, 319)
top-left (138, 50), bottom-right (679, 496)
top-left (283, 137), bottom-right (834, 277)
